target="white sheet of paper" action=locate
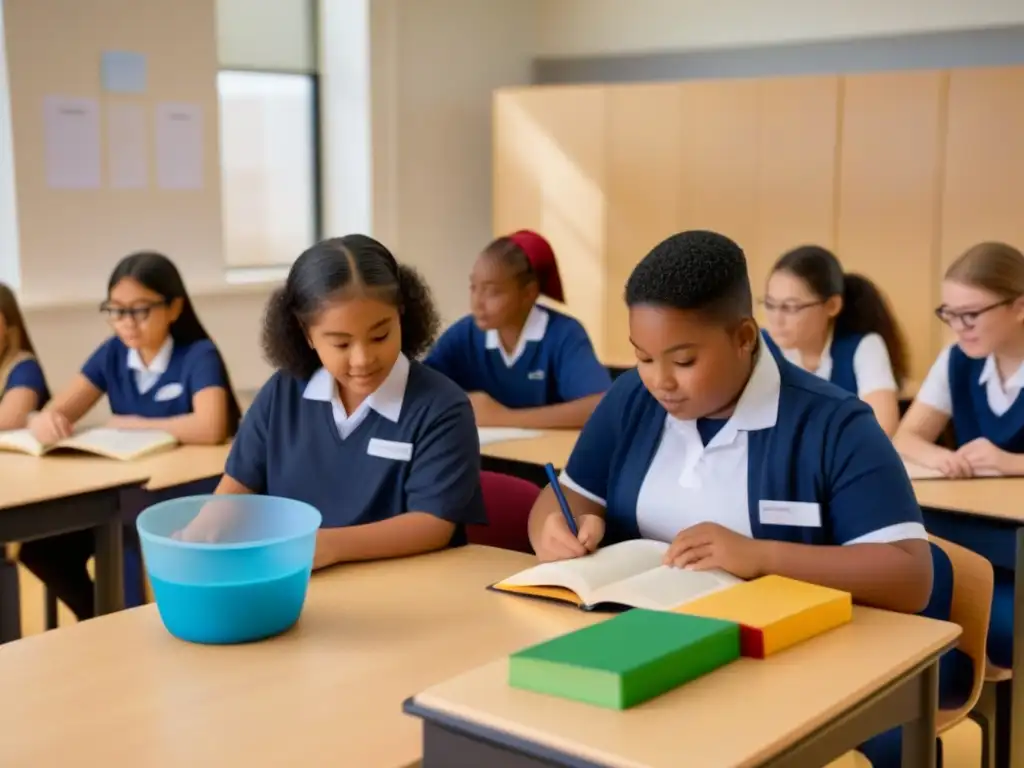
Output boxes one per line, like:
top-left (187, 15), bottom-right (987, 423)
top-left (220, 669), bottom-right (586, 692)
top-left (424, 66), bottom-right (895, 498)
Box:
top-left (106, 103), bottom-right (148, 189)
top-left (477, 427), bottom-right (543, 447)
top-left (155, 102), bottom-right (202, 190)
top-left (43, 96), bottom-right (101, 189)
top-left (902, 458), bottom-right (1001, 480)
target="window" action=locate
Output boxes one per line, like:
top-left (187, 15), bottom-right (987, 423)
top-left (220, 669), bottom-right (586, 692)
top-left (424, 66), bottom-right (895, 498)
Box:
top-left (217, 71), bottom-right (319, 269)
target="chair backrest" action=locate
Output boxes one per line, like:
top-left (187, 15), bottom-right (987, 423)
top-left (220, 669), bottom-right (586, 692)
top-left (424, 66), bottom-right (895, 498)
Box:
top-left (928, 535), bottom-right (994, 729)
top-left (469, 471), bottom-right (540, 554)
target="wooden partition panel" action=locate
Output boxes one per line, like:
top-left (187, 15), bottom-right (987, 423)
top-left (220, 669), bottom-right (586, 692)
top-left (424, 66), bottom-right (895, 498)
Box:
top-left (677, 79), bottom-right (760, 261)
top-left (836, 71), bottom-right (948, 383)
top-left (604, 83), bottom-right (685, 364)
top-left (493, 86), bottom-right (608, 351)
top-left (752, 77), bottom-right (841, 304)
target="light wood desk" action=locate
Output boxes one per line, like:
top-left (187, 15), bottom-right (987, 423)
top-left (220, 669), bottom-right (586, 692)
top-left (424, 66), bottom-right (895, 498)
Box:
top-left (407, 608), bottom-right (959, 768)
top-left (481, 430), bottom-right (580, 469)
top-left (0, 454), bottom-right (152, 639)
top-left (138, 443), bottom-right (230, 492)
top-left (912, 476), bottom-right (1024, 768)
top-left (0, 546), bottom-right (601, 767)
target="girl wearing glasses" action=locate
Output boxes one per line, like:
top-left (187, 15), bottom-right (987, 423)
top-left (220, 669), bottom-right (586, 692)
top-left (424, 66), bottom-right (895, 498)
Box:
top-left (20, 251), bottom-right (240, 622)
top-left (424, 230), bottom-right (611, 428)
top-left (0, 283), bottom-right (50, 430)
top-left (761, 245), bottom-right (907, 435)
top-left (895, 241), bottom-right (1024, 480)
top-left (895, 241), bottom-right (1024, 679)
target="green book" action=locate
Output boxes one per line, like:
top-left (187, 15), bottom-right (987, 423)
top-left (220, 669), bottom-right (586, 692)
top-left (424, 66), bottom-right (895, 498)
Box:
top-left (508, 609), bottom-right (741, 710)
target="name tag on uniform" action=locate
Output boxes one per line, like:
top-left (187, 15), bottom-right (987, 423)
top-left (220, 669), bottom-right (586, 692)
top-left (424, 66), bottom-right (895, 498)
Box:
top-left (527, 370), bottom-right (545, 381)
top-left (154, 383), bottom-right (185, 401)
top-left (367, 438), bottom-right (413, 462)
top-left (758, 500), bottom-right (822, 528)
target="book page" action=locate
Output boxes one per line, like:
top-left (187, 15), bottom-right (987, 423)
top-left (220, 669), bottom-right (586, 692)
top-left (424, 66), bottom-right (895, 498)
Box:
top-left (498, 540), bottom-right (669, 604)
top-left (62, 428), bottom-right (176, 460)
top-left (595, 566), bottom-right (741, 611)
top-left (903, 459), bottom-right (1001, 480)
top-left (477, 427), bottom-right (543, 447)
top-left (0, 429), bottom-right (46, 457)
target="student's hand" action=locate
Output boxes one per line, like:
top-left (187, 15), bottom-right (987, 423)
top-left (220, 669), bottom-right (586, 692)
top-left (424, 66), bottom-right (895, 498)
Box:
top-left (172, 499), bottom-right (245, 543)
top-left (467, 391), bottom-right (509, 426)
top-left (107, 415), bottom-right (149, 431)
top-left (534, 511), bottom-right (604, 562)
top-left (956, 438), bottom-right (1009, 475)
top-left (27, 410), bottom-right (73, 445)
top-left (664, 522), bottom-right (767, 580)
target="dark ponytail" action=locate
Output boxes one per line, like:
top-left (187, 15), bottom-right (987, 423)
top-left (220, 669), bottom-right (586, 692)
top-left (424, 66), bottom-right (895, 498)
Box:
top-left (262, 235), bottom-right (441, 379)
top-left (107, 251), bottom-right (242, 435)
top-left (772, 245), bottom-right (909, 386)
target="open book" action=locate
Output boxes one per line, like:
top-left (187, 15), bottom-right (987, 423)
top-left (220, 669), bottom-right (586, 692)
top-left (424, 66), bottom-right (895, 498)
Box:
top-left (492, 539), bottom-right (742, 611)
top-left (477, 427), bottom-right (543, 447)
top-left (902, 458), bottom-right (1001, 480)
top-left (0, 427), bottom-right (178, 461)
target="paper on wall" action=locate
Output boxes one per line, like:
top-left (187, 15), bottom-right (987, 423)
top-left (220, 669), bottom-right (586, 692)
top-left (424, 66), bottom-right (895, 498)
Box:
top-left (43, 96), bottom-right (101, 189)
top-left (106, 102), bottom-right (148, 189)
top-left (155, 102), bottom-right (203, 190)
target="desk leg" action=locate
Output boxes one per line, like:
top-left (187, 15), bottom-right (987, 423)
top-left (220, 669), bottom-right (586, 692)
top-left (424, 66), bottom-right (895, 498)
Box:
top-left (93, 520), bottom-right (124, 615)
top-left (901, 659), bottom-right (938, 767)
top-left (1011, 527), bottom-right (1024, 768)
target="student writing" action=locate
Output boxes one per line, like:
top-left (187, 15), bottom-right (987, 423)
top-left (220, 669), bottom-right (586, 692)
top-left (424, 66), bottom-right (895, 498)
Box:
top-left (0, 283), bottom-right (50, 430)
top-left (424, 230), bottom-right (611, 428)
top-left (894, 241), bottom-right (1024, 673)
top-left (527, 230), bottom-right (933, 615)
top-left (181, 235), bottom-right (486, 568)
top-left (18, 251), bottom-right (239, 621)
top-left (762, 245), bottom-right (907, 436)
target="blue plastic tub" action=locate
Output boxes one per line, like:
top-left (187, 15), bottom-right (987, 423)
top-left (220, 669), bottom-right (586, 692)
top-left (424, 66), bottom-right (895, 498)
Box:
top-left (136, 495), bottom-right (322, 644)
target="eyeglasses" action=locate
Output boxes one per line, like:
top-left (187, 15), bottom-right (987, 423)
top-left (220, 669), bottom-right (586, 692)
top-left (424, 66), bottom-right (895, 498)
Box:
top-left (934, 299), bottom-right (1012, 330)
top-left (758, 298), bottom-right (824, 316)
top-left (99, 301), bottom-right (167, 324)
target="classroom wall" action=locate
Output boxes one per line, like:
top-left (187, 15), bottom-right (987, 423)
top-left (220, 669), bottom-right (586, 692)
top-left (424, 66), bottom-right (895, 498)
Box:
top-left (369, 0), bottom-right (537, 323)
top-left (1, 0), bottom-right (273, 400)
top-left (534, 0), bottom-right (1024, 57)
top-left (494, 66), bottom-right (1024, 380)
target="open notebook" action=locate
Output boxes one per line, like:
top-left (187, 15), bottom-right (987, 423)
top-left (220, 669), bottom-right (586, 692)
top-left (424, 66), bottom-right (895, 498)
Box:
top-left (492, 539), bottom-right (742, 612)
top-left (902, 458), bottom-right (1001, 480)
top-left (477, 427), bottom-right (543, 447)
top-left (0, 427), bottom-right (177, 461)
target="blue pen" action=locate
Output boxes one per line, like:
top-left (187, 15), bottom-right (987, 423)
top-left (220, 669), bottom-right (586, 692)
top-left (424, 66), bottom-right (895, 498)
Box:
top-left (544, 462), bottom-right (579, 537)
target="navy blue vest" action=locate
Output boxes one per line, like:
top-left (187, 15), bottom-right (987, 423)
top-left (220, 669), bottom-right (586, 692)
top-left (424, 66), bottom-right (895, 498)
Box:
top-left (948, 344), bottom-right (1024, 452)
top-left (760, 330), bottom-right (861, 394)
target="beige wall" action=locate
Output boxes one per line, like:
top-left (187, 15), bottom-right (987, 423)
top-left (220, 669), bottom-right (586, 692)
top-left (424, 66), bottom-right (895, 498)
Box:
top-left (535, 0), bottom-right (1024, 57)
top-left (370, 0), bottom-right (537, 323)
top-left (2, 0), bottom-right (275, 395)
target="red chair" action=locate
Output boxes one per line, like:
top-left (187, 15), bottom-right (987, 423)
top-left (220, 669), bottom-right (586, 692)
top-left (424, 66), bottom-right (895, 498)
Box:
top-left (469, 471), bottom-right (540, 554)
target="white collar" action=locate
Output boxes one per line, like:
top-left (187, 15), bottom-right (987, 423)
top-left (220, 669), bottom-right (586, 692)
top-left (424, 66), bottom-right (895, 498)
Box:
top-left (485, 304), bottom-right (549, 367)
top-left (669, 339), bottom-right (780, 442)
top-left (782, 331), bottom-right (833, 375)
top-left (978, 354), bottom-right (1024, 390)
top-left (127, 336), bottom-right (174, 374)
top-left (302, 353), bottom-right (410, 423)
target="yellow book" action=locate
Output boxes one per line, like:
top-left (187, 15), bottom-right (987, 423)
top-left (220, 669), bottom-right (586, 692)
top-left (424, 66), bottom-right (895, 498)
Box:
top-left (675, 575), bottom-right (852, 658)
top-left (0, 427), bottom-right (178, 461)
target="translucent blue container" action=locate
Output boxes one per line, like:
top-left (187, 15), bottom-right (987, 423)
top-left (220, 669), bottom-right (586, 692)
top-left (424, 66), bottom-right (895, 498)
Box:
top-left (136, 495), bottom-right (321, 644)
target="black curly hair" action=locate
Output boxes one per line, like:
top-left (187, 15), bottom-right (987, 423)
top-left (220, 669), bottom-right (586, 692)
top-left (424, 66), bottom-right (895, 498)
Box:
top-left (625, 230), bottom-right (753, 320)
top-left (262, 235), bottom-right (441, 379)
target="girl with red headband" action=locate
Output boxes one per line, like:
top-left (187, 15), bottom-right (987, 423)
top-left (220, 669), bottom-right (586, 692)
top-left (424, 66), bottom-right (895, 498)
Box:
top-left (425, 230), bottom-right (611, 428)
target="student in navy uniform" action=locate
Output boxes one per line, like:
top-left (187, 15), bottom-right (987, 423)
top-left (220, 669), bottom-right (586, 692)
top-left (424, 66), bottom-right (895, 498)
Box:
top-left (895, 241), bottom-right (1024, 672)
top-left (19, 251), bottom-right (240, 621)
top-left (761, 245), bottom-right (907, 436)
top-left (0, 283), bottom-right (50, 430)
top-left (424, 230), bottom-right (611, 428)
top-left (180, 235), bottom-right (486, 567)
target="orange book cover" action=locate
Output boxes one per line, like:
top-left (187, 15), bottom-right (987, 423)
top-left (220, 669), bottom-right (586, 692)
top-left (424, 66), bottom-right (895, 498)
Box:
top-left (674, 575), bottom-right (852, 658)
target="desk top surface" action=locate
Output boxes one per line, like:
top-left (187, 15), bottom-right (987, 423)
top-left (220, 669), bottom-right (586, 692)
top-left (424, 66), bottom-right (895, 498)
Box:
top-left (913, 476), bottom-right (1024, 522)
top-left (0, 453), bottom-right (151, 509)
top-left (0, 546), bottom-right (601, 767)
top-left (137, 443), bottom-right (231, 491)
top-left (412, 607), bottom-right (959, 768)
top-left (480, 429), bottom-right (580, 467)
